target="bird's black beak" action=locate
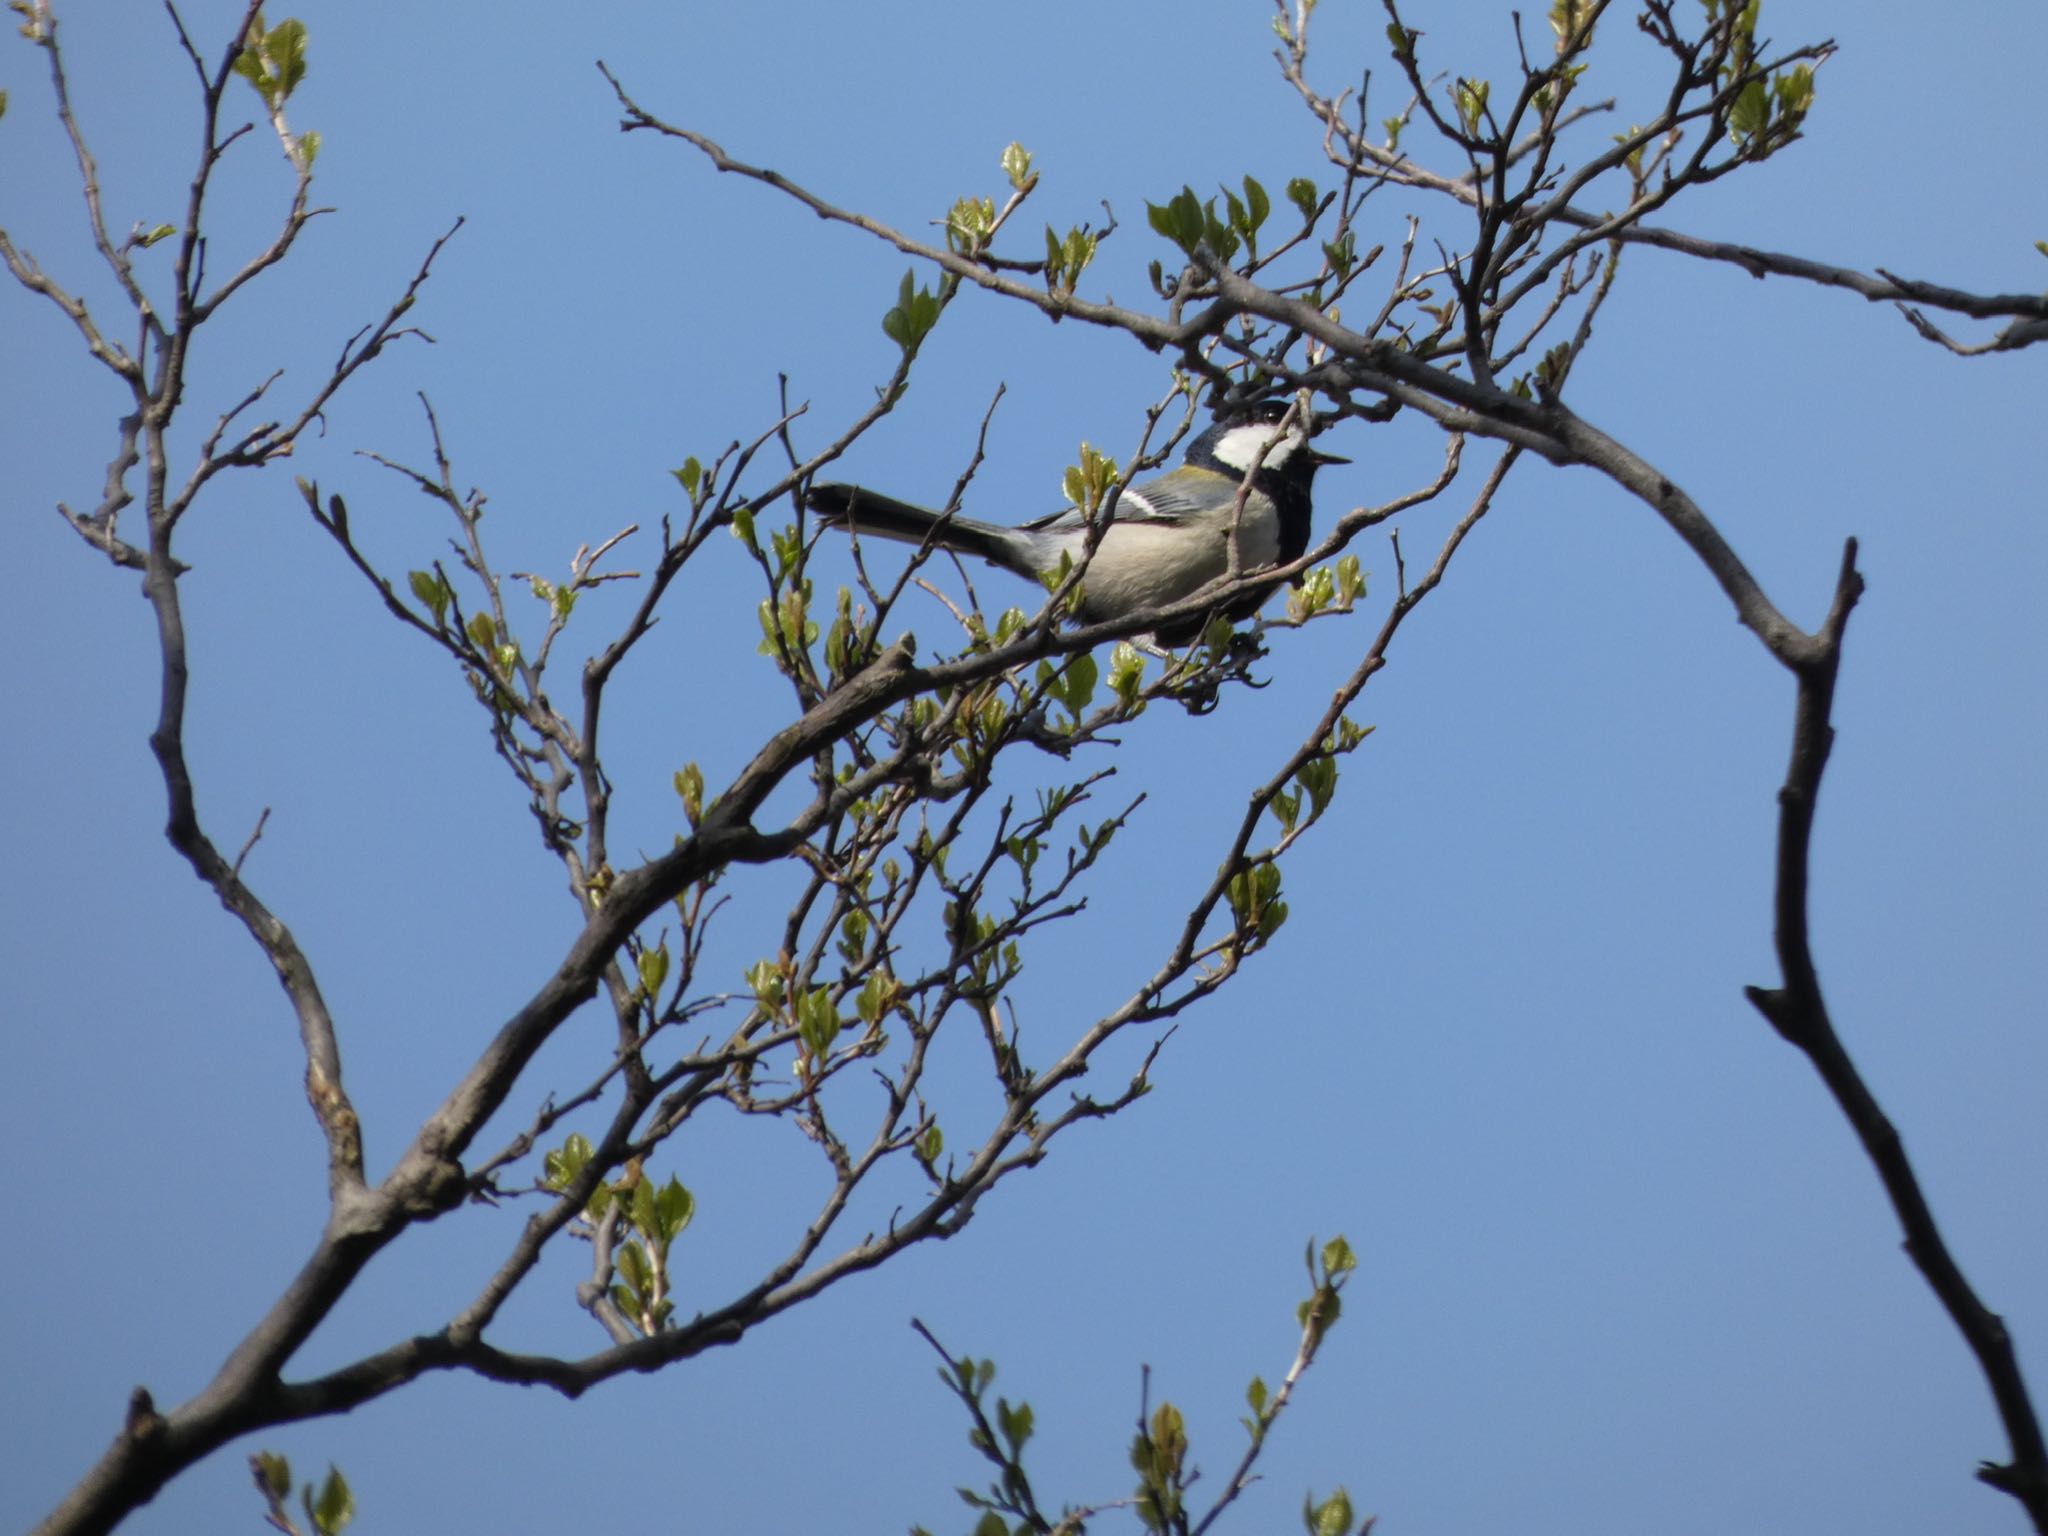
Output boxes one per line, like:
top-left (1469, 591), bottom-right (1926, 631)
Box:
top-left (1307, 446), bottom-right (1351, 466)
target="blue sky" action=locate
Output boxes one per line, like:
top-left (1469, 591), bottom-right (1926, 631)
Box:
top-left (3, 3), bottom-right (2044, 1533)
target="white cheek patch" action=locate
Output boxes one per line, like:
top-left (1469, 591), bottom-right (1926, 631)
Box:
top-left (1210, 422), bottom-right (1305, 474)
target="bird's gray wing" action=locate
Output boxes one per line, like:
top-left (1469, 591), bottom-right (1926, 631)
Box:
top-left (1017, 466), bottom-right (1231, 533)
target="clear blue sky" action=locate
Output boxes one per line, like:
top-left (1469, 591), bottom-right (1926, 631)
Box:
top-left (4, 3), bottom-right (2044, 1533)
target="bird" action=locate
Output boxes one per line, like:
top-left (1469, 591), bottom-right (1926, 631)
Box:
top-left (805, 399), bottom-right (1347, 644)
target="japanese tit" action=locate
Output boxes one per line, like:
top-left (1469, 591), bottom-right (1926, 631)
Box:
top-left (806, 399), bottom-right (1347, 644)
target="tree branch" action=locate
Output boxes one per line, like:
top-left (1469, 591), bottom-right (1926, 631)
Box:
top-left (1743, 542), bottom-right (2048, 1530)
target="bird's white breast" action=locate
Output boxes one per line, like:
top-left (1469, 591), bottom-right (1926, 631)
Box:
top-left (1073, 504), bottom-right (1280, 620)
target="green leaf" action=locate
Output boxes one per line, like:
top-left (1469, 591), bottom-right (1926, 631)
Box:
top-left (629, 1177), bottom-right (662, 1246)
top-left (1773, 63), bottom-right (1816, 129)
top-left (295, 129), bottom-right (320, 166)
top-left (797, 985), bottom-right (841, 1060)
top-left (745, 957), bottom-right (785, 1010)
top-left (136, 223), bottom-right (177, 249)
top-left (1548, 0), bottom-right (1593, 53)
top-left (1271, 789), bottom-right (1300, 834)
top-left (0, 89), bottom-right (9, 120)
top-left (1055, 651), bottom-right (1097, 722)
top-left (253, 1451), bottom-right (292, 1500)
top-left (671, 456), bottom-right (704, 498)
top-left (1242, 175), bottom-right (1271, 236)
top-left (857, 969), bottom-right (894, 1025)
top-left (1454, 77), bottom-right (1491, 136)
top-left (465, 611), bottom-right (497, 652)
top-left (543, 1132), bottom-right (593, 1189)
top-left (1108, 641), bottom-right (1146, 708)
top-left (1296, 756), bottom-right (1338, 818)
top-left (1335, 553), bottom-right (1365, 605)
top-left (916, 1119), bottom-right (943, 1163)
top-left (1728, 78), bottom-right (1769, 142)
top-left (636, 944), bottom-right (670, 1001)
top-left (305, 1465), bottom-right (353, 1536)
top-left (1304, 1486), bottom-right (1354, 1536)
top-left (1059, 442), bottom-right (1119, 514)
top-left (655, 1175), bottom-right (694, 1244)
top-left (882, 270), bottom-right (940, 356)
top-left (673, 762), bottom-right (704, 825)
top-left (1246, 1376), bottom-right (1269, 1416)
top-left (407, 569), bottom-right (449, 626)
top-left (947, 195), bottom-right (996, 253)
top-left (1321, 1233), bottom-right (1358, 1276)
top-left (234, 15), bottom-right (310, 108)
top-left (1286, 176), bottom-right (1319, 221)
top-left (1000, 140), bottom-right (1034, 190)
top-left (1226, 862), bottom-right (1289, 942)
top-left (616, 1237), bottom-right (650, 1294)
top-left (972, 1512), bottom-right (1010, 1536)
top-left (997, 1396), bottom-right (1035, 1453)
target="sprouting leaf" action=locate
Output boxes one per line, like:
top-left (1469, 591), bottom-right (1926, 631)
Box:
top-left (1728, 78), bottom-right (1769, 142)
top-left (1108, 641), bottom-right (1146, 708)
top-left (997, 1397), bottom-right (1035, 1454)
top-left (1000, 140), bottom-right (1034, 190)
top-left (253, 1451), bottom-right (292, 1500)
top-left (1226, 862), bottom-right (1289, 942)
top-left (305, 1465), bottom-right (353, 1536)
top-left (543, 1132), bottom-right (593, 1189)
top-left (1053, 651), bottom-right (1097, 722)
top-left (295, 129), bottom-right (320, 166)
top-left (857, 970), bottom-right (895, 1025)
top-left (654, 1175), bottom-right (694, 1245)
top-left (1242, 175), bottom-right (1271, 236)
top-left (1285, 175), bottom-right (1319, 222)
top-left (673, 762), bottom-right (704, 825)
top-left (1547, 0), bottom-right (1593, 53)
top-left (1144, 185), bottom-right (1238, 262)
top-left (233, 15), bottom-right (310, 109)
top-left (407, 569), bottom-right (449, 626)
top-left (797, 985), bottom-right (841, 1061)
top-left (1303, 1486), bottom-right (1354, 1536)
top-left (1773, 63), bottom-right (1816, 130)
top-left (1454, 77), bottom-right (1491, 136)
top-left (1060, 442), bottom-right (1119, 513)
top-left (616, 1237), bottom-right (650, 1295)
top-left (671, 456), bottom-right (704, 498)
top-left (744, 957), bottom-right (785, 1010)
top-left (636, 943), bottom-right (670, 1000)
top-left (882, 270), bottom-right (941, 356)
top-left (1335, 553), bottom-right (1365, 605)
top-left (947, 195), bottom-right (996, 254)
top-left (1296, 755), bottom-right (1338, 818)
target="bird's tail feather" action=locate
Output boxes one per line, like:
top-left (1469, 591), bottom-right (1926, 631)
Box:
top-left (807, 482), bottom-right (1028, 573)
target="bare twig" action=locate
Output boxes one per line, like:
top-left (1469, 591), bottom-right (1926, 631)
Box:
top-left (1744, 543), bottom-right (2048, 1531)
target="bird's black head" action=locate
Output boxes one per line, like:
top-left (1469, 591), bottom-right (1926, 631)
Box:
top-left (1184, 398), bottom-right (1348, 486)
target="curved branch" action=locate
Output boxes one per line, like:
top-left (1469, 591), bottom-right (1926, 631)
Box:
top-left (1744, 543), bottom-right (2048, 1530)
